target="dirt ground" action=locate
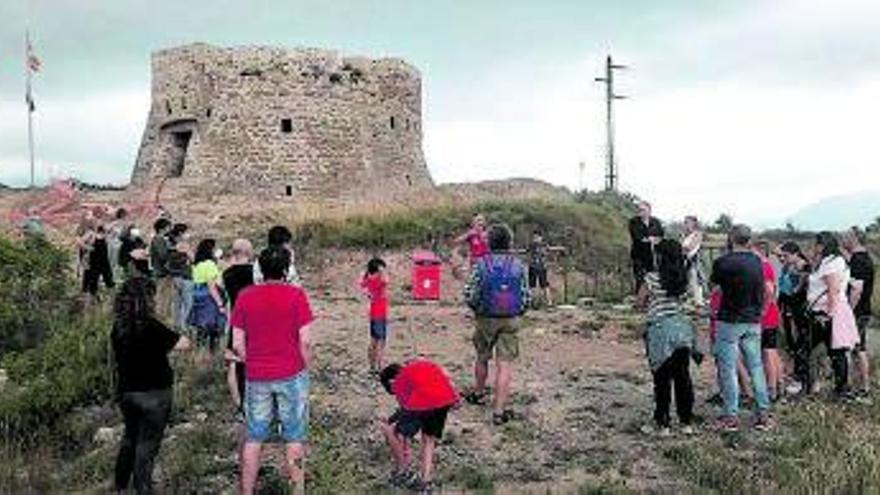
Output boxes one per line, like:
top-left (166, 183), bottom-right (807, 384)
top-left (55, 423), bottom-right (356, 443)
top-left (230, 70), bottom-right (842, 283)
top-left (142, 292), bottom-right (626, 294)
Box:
top-left (298, 253), bottom-right (721, 493)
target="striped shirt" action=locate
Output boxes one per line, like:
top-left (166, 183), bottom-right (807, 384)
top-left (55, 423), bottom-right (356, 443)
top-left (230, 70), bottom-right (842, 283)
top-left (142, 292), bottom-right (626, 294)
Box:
top-left (645, 272), bottom-right (682, 321)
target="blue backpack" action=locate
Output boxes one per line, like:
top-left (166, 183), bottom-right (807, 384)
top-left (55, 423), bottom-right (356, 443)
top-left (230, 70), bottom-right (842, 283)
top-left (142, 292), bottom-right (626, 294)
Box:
top-left (475, 255), bottom-right (526, 318)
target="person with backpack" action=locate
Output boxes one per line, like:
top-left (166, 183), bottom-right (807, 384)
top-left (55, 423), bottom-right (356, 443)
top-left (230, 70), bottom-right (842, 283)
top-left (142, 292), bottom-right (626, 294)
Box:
top-left (637, 239), bottom-right (699, 437)
top-left (379, 359), bottom-right (459, 493)
top-left (462, 223), bottom-right (530, 425)
top-left (189, 238), bottom-right (226, 355)
top-left (360, 257), bottom-right (390, 373)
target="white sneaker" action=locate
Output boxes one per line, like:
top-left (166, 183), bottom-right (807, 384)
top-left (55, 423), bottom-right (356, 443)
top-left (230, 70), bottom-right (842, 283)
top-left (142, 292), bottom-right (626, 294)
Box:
top-left (785, 381), bottom-right (803, 396)
top-left (681, 425), bottom-right (696, 436)
top-left (658, 427), bottom-right (673, 438)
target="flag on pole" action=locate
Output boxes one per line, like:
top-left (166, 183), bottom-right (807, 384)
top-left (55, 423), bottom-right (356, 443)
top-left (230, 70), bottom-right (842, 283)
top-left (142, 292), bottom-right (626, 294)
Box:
top-left (25, 32), bottom-right (40, 112)
top-left (26, 48), bottom-right (42, 72)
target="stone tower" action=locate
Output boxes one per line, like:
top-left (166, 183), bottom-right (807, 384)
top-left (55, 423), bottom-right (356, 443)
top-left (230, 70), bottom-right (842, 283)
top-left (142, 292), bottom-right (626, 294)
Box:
top-left (131, 43), bottom-right (433, 201)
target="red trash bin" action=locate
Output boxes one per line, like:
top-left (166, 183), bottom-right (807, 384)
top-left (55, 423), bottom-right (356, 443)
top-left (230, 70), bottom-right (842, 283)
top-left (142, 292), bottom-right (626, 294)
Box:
top-left (412, 250), bottom-right (442, 301)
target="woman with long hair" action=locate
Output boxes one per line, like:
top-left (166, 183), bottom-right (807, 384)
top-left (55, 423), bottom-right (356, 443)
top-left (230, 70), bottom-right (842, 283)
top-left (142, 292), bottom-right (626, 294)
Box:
top-left (189, 238), bottom-right (226, 354)
top-left (637, 238), bottom-right (699, 436)
top-left (806, 232), bottom-right (859, 399)
top-left (112, 248), bottom-right (190, 493)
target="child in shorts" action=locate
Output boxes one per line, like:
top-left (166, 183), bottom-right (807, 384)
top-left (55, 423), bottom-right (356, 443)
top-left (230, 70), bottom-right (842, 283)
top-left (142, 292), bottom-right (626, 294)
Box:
top-left (379, 359), bottom-right (459, 493)
top-left (360, 258), bottom-right (389, 372)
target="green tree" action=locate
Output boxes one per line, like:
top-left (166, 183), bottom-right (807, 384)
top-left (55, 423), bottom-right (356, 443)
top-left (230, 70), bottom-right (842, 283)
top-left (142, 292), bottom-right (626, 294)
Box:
top-left (713, 213), bottom-right (734, 233)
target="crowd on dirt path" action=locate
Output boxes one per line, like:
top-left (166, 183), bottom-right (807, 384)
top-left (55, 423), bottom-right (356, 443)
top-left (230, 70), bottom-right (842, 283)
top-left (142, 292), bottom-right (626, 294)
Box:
top-left (629, 201), bottom-right (875, 437)
top-left (60, 204), bottom-right (541, 494)
top-left (16, 197), bottom-right (874, 493)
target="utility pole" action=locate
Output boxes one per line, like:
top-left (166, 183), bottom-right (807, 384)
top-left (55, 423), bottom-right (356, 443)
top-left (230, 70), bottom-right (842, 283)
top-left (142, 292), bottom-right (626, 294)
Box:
top-left (578, 161), bottom-right (585, 193)
top-left (594, 55), bottom-right (627, 192)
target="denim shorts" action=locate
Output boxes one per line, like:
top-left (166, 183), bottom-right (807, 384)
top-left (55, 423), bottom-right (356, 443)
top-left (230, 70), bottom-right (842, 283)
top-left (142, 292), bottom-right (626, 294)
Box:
top-left (245, 371), bottom-right (310, 443)
top-left (370, 320), bottom-right (388, 341)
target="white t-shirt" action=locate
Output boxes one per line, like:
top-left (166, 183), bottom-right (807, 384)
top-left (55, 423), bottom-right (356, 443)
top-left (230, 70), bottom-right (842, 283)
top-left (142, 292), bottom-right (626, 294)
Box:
top-left (681, 231), bottom-right (703, 260)
top-left (807, 255), bottom-right (851, 312)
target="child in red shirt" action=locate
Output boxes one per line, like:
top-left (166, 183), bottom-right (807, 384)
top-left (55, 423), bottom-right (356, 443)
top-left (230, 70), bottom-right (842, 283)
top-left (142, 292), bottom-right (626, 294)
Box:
top-left (360, 257), bottom-right (389, 372)
top-left (454, 214), bottom-right (490, 265)
top-left (755, 248), bottom-right (783, 401)
top-left (379, 359), bottom-right (459, 493)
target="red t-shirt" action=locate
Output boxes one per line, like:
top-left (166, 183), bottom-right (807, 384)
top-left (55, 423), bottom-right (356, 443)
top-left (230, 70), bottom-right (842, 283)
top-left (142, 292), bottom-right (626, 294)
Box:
top-left (360, 273), bottom-right (389, 320)
top-left (231, 283), bottom-right (314, 381)
top-left (392, 359), bottom-right (459, 411)
top-left (761, 260), bottom-right (781, 330)
top-left (467, 228), bottom-right (490, 261)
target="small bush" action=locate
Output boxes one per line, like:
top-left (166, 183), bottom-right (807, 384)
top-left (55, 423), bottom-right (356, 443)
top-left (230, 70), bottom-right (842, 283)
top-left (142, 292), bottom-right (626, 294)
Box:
top-left (0, 234), bottom-right (75, 354)
top-left (0, 312), bottom-right (112, 444)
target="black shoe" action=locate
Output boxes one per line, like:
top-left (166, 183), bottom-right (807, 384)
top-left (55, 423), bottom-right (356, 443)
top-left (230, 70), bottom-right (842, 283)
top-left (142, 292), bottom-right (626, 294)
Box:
top-left (492, 409), bottom-right (515, 426)
top-left (464, 390), bottom-right (488, 406)
top-left (389, 469), bottom-right (417, 489)
top-left (410, 479), bottom-right (439, 494)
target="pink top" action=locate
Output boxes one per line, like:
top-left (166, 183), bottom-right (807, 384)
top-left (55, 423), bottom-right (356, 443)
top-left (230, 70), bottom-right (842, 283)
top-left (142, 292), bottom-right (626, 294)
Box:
top-left (466, 228), bottom-right (490, 262)
top-left (761, 260), bottom-right (781, 330)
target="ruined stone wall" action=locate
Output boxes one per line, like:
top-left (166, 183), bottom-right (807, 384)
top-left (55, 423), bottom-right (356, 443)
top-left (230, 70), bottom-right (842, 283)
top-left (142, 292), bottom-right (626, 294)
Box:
top-left (131, 43), bottom-right (433, 202)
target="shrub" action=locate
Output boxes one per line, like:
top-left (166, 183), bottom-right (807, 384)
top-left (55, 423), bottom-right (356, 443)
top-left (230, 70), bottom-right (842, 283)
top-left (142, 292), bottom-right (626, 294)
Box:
top-left (0, 312), bottom-right (112, 444)
top-left (0, 234), bottom-right (76, 355)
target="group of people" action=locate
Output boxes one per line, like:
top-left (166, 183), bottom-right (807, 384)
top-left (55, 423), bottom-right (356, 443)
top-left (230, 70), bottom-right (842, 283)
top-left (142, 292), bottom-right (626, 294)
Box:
top-left (96, 199), bottom-right (877, 493)
top-left (630, 201), bottom-right (875, 436)
top-left (108, 205), bottom-right (538, 494)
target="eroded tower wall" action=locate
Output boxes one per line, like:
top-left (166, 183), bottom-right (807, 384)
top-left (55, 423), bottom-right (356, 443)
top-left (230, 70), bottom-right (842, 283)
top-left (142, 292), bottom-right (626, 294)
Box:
top-left (131, 43), bottom-right (433, 202)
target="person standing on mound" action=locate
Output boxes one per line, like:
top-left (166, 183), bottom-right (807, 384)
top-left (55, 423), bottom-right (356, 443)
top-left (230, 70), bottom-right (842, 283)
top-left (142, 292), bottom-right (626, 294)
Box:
top-left (379, 359), bottom-right (459, 494)
top-left (629, 201), bottom-right (665, 293)
top-left (463, 223), bottom-right (530, 425)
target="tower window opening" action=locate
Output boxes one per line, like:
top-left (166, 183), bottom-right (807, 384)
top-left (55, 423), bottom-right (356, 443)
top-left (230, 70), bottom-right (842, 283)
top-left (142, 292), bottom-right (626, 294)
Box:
top-left (281, 118), bottom-right (293, 133)
top-left (389, 116), bottom-right (396, 129)
top-left (285, 185), bottom-right (293, 196)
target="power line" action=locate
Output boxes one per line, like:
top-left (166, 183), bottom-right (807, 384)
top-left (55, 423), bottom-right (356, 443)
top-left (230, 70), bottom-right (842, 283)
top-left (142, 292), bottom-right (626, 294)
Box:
top-left (594, 54), bottom-right (627, 192)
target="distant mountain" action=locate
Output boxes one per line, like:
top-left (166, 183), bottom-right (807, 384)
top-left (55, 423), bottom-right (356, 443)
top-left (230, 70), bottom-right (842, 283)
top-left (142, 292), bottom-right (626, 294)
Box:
top-left (785, 191), bottom-right (880, 231)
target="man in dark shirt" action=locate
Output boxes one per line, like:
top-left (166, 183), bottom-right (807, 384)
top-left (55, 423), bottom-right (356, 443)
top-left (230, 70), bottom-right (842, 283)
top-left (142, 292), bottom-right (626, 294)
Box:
top-left (223, 238), bottom-right (256, 414)
top-left (149, 218), bottom-right (173, 322)
top-left (112, 248), bottom-right (191, 494)
top-left (709, 224), bottom-right (771, 431)
top-left (628, 201), bottom-right (665, 292)
top-left (843, 228), bottom-right (875, 396)
top-left (528, 231), bottom-right (553, 306)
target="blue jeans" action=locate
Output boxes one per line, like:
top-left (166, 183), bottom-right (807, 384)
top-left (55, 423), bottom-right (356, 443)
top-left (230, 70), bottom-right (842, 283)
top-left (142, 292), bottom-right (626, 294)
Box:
top-left (714, 322), bottom-right (770, 416)
top-left (172, 277), bottom-right (193, 333)
top-left (245, 371), bottom-right (310, 443)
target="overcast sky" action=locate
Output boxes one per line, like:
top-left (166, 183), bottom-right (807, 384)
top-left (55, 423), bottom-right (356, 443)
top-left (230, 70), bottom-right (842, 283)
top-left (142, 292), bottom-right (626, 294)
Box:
top-left (1, 0), bottom-right (878, 225)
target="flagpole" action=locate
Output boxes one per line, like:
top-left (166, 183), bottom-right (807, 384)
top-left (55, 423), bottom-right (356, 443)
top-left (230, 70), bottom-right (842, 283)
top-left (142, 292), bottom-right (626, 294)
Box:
top-left (25, 30), bottom-right (35, 189)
